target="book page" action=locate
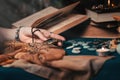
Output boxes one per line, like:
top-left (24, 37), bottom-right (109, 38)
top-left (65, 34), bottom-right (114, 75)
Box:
top-left (47, 14), bottom-right (88, 34)
top-left (12, 1), bottom-right (80, 28)
top-left (12, 7), bottom-right (59, 27)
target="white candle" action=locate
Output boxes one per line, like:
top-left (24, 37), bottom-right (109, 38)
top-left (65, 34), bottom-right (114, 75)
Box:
top-left (96, 47), bottom-right (109, 56)
top-left (116, 44), bottom-right (120, 54)
top-left (108, 0), bottom-right (110, 6)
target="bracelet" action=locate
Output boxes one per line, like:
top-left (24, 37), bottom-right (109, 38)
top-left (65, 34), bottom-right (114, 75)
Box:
top-left (15, 26), bottom-right (23, 41)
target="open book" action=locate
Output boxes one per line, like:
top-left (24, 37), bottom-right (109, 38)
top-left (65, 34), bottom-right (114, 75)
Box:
top-left (12, 1), bottom-right (89, 34)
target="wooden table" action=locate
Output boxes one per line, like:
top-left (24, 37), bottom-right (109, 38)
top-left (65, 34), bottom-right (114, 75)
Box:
top-left (79, 25), bottom-right (120, 38)
top-left (61, 21), bottom-right (120, 39)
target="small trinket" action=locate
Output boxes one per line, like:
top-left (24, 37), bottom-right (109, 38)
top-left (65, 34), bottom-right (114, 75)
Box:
top-left (72, 47), bottom-right (81, 54)
top-left (88, 48), bottom-right (96, 51)
top-left (83, 45), bottom-right (90, 49)
top-left (66, 45), bottom-right (74, 49)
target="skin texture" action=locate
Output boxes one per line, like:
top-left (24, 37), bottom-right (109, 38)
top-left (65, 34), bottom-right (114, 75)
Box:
top-left (0, 27), bottom-right (65, 46)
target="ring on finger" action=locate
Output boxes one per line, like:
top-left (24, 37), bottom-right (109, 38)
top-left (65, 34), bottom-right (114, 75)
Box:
top-left (31, 27), bottom-right (42, 43)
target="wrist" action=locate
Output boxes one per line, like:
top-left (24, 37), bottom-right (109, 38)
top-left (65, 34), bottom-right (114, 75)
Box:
top-left (15, 26), bottom-right (23, 41)
top-left (0, 27), bottom-right (16, 42)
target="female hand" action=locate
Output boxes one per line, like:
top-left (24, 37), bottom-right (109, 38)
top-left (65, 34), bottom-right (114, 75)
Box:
top-left (18, 27), bottom-right (65, 46)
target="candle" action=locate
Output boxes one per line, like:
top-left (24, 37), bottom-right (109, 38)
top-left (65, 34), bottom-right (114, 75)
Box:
top-left (96, 47), bottom-right (110, 56)
top-left (116, 44), bottom-right (120, 55)
top-left (112, 3), bottom-right (115, 7)
top-left (108, 0), bottom-right (110, 7)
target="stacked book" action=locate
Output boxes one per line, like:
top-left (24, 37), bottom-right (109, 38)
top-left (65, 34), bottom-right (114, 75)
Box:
top-left (86, 7), bottom-right (120, 29)
top-left (86, 7), bottom-right (120, 23)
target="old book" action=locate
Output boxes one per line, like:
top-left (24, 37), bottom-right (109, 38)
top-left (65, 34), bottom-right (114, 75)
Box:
top-left (12, 1), bottom-right (89, 34)
top-left (86, 9), bottom-right (120, 23)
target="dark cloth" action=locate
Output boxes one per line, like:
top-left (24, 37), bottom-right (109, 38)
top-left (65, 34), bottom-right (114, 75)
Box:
top-left (92, 56), bottom-right (120, 80)
top-left (2, 56), bottom-right (112, 80)
top-left (1, 56), bottom-right (120, 80)
top-left (0, 67), bottom-right (46, 80)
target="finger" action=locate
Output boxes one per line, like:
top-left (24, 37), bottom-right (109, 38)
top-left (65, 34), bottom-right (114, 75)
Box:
top-left (40, 30), bottom-right (51, 38)
top-left (57, 41), bottom-right (63, 46)
top-left (50, 33), bottom-right (65, 41)
top-left (38, 29), bottom-right (52, 38)
top-left (39, 29), bottom-right (65, 41)
top-left (33, 30), bottom-right (47, 41)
